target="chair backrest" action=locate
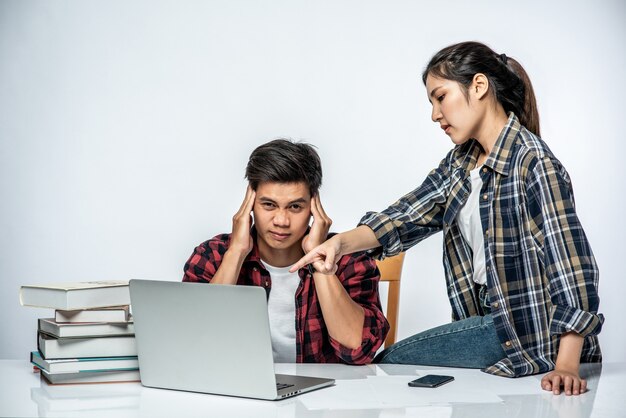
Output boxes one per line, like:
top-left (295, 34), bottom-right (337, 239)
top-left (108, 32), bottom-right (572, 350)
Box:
top-left (376, 252), bottom-right (405, 348)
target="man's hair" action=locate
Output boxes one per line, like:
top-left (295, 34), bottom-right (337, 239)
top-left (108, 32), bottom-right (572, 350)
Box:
top-left (245, 139), bottom-right (322, 197)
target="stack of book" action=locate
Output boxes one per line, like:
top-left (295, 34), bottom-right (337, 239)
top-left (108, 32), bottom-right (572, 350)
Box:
top-left (19, 281), bottom-right (140, 384)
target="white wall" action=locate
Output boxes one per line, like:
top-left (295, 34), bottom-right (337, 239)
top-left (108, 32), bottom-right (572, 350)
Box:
top-left (1, 0), bottom-right (624, 362)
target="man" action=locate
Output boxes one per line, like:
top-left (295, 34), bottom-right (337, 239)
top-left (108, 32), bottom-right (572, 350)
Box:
top-left (183, 139), bottom-right (388, 364)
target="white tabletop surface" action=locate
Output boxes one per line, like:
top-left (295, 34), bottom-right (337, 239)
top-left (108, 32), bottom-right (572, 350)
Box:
top-left (0, 360), bottom-right (622, 417)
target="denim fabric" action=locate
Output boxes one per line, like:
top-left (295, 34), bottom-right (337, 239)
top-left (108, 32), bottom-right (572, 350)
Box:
top-left (374, 314), bottom-right (506, 368)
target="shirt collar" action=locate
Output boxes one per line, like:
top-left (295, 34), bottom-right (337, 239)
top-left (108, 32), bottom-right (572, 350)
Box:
top-left (484, 112), bottom-right (521, 176)
top-left (452, 112), bottom-right (521, 177)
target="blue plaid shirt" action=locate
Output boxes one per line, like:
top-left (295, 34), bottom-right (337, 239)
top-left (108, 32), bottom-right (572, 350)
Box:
top-left (360, 113), bottom-right (603, 377)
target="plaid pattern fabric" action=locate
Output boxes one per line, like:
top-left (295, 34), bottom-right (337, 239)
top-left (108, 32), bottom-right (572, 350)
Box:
top-left (360, 113), bottom-right (603, 377)
top-left (183, 229), bottom-right (389, 365)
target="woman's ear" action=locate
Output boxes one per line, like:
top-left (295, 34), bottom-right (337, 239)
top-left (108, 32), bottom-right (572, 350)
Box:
top-left (471, 73), bottom-right (489, 100)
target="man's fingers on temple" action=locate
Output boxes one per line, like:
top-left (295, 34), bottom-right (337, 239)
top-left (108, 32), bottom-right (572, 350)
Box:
top-left (236, 189), bottom-right (254, 216)
top-left (311, 195), bottom-right (321, 217)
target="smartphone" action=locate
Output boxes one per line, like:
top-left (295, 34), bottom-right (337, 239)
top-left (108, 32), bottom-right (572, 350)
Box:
top-left (408, 374), bottom-right (455, 388)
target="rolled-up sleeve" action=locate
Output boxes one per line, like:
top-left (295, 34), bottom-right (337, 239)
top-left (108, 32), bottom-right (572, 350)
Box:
top-left (527, 157), bottom-right (604, 337)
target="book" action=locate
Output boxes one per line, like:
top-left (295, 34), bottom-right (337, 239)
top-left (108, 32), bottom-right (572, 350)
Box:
top-left (30, 351), bottom-right (139, 374)
top-left (38, 333), bottom-right (137, 359)
top-left (40, 369), bottom-right (141, 385)
top-left (20, 281), bottom-right (130, 310)
top-left (38, 318), bottom-right (134, 338)
top-left (55, 306), bottom-right (130, 323)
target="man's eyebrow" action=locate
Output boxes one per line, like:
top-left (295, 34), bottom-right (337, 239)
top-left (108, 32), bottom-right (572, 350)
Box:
top-left (257, 197), bottom-right (308, 205)
top-left (288, 198), bottom-right (307, 205)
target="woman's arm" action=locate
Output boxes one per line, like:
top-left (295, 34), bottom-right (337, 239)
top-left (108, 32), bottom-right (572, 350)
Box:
top-left (541, 332), bottom-right (586, 395)
top-left (527, 156), bottom-right (603, 395)
top-left (290, 225), bottom-right (379, 274)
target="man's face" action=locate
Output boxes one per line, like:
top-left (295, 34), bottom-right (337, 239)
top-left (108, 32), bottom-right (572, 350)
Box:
top-left (253, 181), bottom-right (311, 261)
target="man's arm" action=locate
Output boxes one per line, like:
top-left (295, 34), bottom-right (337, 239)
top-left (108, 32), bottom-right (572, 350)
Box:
top-left (183, 187), bottom-right (255, 284)
top-left (210, 187), bottom-right (256, 284)
top-left (312, 270), bottom-right (365, 349)
top-left (324, 251), bottom-right (389, 363)
top-left (303, 196), bottom-right (385, 353)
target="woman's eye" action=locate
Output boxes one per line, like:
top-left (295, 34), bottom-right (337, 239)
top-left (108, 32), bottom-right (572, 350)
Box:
top-left (437, 94), bottom-right (445, 102)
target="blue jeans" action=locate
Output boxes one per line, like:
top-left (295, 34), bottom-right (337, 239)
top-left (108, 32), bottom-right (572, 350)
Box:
top-left (375, 286), bottom-right (506, 368)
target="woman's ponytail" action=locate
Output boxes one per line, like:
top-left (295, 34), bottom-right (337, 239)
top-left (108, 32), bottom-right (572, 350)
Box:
top-left (507, 58), bottom-right (540, 137)
top-left (423, 42), bottom-right (541, 137)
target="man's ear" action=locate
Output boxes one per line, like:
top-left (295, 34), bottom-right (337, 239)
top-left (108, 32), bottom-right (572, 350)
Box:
top-left (471, 73), bottom-right (489, 100)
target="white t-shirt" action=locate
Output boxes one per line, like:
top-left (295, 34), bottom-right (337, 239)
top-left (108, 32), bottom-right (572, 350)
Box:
top-left (262, 260), bottom-right (301, 363)
top-left (457, 166), bottom-right (487, 285)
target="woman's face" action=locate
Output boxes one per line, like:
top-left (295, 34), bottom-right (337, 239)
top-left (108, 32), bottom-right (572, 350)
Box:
top-left (425, 74), bottom-right (483, 145)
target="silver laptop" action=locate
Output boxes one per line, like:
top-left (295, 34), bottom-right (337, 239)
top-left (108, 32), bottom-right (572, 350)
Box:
top-left (129, 279), bottom-right (334, 400)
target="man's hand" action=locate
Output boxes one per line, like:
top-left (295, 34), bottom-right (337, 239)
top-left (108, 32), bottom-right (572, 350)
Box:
top-left (210, 186), bottom-right (256, 285)
top-left (302, 194), bottom-right (332, 253)
top-left (296, 194), bottom-right (339, 274)
top-left (541, 368), bottom-right (587, 396)
top-left (229, 186), bottom-right (256, 257)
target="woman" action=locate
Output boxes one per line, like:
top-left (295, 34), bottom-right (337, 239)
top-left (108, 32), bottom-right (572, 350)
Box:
top-left (291, 41), bottom-right (603, 396)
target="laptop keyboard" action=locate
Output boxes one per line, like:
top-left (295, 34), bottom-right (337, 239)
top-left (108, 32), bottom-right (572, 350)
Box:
top-left (276, 382), bottom-right (295, 391)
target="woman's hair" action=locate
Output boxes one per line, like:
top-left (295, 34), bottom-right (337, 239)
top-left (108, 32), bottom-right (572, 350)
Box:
top-left (422, 41), bottom-right (540, 137)
top-left (245, 138), bottom-right (322, 197)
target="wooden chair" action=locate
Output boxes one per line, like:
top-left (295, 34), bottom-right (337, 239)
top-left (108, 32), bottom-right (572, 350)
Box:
top-left (376, 252), bottom-right (405, 348)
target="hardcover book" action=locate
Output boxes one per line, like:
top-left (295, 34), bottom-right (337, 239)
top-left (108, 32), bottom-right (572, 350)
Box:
top-left (38, 333), bottom-right (137, 359)
top-left (38, 318), bottom-right (134, 338)
top-left (40, 369), bottom-right (141, 385)
top-left (31, 351), bottom-right (139, 374)
top-left (20, 281), bottom-right (130, 310)
top-left (55, 306), bottom-right (130, 323)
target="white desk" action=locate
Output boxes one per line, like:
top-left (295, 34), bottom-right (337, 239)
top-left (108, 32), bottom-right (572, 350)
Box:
top-left (0, 360), bottom-right (622, 417)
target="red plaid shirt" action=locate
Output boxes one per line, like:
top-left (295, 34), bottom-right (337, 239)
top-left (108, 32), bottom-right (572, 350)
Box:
top-left (182, 230), bottom-right (389, 364)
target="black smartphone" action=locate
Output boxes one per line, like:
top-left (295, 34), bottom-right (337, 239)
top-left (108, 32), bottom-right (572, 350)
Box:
top-left (408, 374), bottom-right (455, 388)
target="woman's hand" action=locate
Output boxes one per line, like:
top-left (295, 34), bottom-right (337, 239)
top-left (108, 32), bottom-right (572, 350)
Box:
top-left (541, 331), bottom-right (586, 395)
top-left (290, 224), bottom-right (381, 274)
top-left (541, 368), bottom-right (587, 396)
top-left (290, 235), bottom-right (343, 275)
